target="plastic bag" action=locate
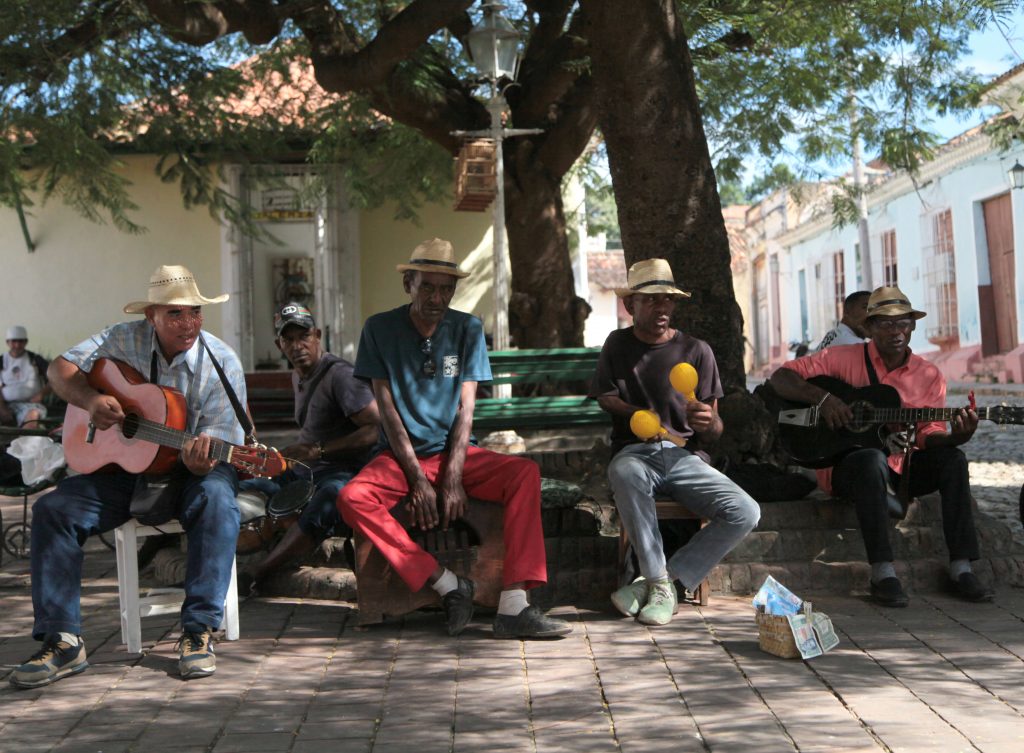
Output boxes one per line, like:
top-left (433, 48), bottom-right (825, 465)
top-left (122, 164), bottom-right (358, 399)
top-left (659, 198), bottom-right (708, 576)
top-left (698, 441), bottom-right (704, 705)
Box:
top-left (6, 436), bottom-right (66, 485)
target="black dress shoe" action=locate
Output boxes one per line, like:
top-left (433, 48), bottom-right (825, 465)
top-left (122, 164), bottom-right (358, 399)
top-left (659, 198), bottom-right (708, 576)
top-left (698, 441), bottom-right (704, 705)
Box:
top-left (442, 576), bottom-right (475, 636)
top-left (493, 605), bottom-right (573, 640)
top-left (949, 572), bottom-right (995, 603)
top-left (870, 577), bottom-right (909, 608)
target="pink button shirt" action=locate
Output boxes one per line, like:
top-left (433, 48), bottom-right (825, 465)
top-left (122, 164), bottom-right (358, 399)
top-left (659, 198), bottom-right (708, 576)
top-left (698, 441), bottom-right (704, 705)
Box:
top-left (780, 342), bottom-right (947, 493)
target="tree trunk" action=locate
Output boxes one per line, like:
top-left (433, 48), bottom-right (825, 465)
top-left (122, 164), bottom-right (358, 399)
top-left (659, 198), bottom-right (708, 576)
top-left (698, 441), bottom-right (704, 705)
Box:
top-left (581, 0), bottom-right (744, 392)
top-left (504, 140), bottom-right (588, 349)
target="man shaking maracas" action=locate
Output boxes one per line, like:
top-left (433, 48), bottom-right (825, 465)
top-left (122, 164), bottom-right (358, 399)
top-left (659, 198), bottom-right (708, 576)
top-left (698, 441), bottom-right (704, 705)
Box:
top-left (590, 258), bottom-right (759, 625)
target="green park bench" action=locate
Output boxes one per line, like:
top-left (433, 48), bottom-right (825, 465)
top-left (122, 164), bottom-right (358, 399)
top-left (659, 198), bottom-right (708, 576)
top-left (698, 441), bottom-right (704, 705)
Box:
top-left (473, 347), bottom-right (607, 432)
top-left (246, 347), bottom-right (609, 435)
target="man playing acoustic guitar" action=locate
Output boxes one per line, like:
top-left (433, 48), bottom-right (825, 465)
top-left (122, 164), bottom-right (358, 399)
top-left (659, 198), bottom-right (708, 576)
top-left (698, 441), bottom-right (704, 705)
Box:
top-left (768, 285), bottom-right (993, 607)
top-left (11, 265), bottom-right (251, 688)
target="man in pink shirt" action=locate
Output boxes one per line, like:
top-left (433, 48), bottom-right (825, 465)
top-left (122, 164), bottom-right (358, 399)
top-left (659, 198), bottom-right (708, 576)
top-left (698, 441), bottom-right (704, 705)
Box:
top-left (769, 286), bottom-right (992, 607)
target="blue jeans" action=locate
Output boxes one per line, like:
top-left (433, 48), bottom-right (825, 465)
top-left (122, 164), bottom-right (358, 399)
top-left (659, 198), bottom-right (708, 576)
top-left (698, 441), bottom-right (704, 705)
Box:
top-left (608, 442), bottom-right (760, 590)
top-left (30, 464), bottom-right (240, 640)
top-left (238, 468), bottom-right (352, 539)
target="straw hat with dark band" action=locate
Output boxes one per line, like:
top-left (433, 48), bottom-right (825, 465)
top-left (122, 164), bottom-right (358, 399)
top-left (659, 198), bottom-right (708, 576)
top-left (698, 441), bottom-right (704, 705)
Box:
top-left (614, 258), bottom-right (690, 298)
top-left (396, 238), bottom-right (469, 279)
top-left (124, 265), bottom-right (229, 314)
top-left (865, 285), bottom-right (926, 320)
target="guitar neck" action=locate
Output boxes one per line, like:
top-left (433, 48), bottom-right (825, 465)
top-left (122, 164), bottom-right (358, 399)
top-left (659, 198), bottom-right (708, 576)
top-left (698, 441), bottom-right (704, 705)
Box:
top-left (128, 415), bottom-right (233, 463)
top-left (868, 406), bottom-right (994, 424)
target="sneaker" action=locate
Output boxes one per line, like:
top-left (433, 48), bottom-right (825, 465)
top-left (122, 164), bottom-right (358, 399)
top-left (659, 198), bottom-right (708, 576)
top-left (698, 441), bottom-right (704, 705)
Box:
top-left (949, 572), bottom-right (995, 603)
top-left (869, 577), bottom-right (909, 608)
top-left (177, 630), bottom-right (216, 679)
top-left (9, 635), bottom-right (88, 689)
top-left (493, 605), bottom-right (573, 640)
top-left (442, 576), bottom-right (475, 636)
top-left (637, 579), bottom-right (678, 626)
top-left (611, 577), bottom-right (648, 617)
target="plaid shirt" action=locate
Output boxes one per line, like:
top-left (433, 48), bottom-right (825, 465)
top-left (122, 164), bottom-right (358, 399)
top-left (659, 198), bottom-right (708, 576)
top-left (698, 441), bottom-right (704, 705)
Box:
top-left (63, 320), bottom-right (247, 444)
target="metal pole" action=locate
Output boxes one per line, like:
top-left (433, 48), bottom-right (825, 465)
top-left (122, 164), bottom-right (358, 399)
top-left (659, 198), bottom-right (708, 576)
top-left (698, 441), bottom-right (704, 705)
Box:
top-left (489, 93), bottom-right (512, 400)
top-left (850, 95), bottom-right (872, 290)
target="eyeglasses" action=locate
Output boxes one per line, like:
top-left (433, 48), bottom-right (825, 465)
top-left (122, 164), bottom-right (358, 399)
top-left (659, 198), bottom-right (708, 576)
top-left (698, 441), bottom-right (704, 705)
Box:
top-left (420, 337), bottom-right (436, 378)
top-left (874, 318), bottom-right (915, 333)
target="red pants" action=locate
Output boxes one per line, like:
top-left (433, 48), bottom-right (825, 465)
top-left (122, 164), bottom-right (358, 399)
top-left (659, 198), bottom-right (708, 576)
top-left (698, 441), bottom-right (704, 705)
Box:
top-left (338, 446), bottom-right (547, 592)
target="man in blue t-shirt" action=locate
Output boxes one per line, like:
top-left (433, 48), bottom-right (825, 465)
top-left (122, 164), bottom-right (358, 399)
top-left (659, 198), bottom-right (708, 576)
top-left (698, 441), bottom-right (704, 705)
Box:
top-left (339, 238), bottom-right (571, 640)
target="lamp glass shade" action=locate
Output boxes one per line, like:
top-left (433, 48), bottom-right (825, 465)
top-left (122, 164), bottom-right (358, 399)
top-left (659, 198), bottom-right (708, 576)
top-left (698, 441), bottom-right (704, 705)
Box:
top-left (1010, 161), bottom-right (1024, 190)
top-left (467, 4), bottom-right (520, 80)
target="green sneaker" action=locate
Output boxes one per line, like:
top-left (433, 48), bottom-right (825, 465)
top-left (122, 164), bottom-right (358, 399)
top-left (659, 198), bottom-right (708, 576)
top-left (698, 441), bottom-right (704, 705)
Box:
top-left (611, 577), bottom-right (648, 617)
top-left (637, 579), bottom-right (678, 626)
top-left (10, 634), bottom-right (88, 689)
top-left (178, 630), bottom-right (216, 679)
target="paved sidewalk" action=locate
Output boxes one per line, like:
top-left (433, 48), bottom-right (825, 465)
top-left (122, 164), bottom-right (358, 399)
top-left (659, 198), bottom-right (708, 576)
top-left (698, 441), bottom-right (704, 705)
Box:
top-left (2, 528), bottom-right (1024, 753)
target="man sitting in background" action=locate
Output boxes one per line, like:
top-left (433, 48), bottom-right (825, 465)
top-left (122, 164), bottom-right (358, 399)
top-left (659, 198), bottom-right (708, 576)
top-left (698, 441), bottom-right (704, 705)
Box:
top-left (1, 326), bottom-right (51, 428)
top-left (815, 290), bottom-right (870, 351)
top-left (238, 303), bottom-right (380, 594)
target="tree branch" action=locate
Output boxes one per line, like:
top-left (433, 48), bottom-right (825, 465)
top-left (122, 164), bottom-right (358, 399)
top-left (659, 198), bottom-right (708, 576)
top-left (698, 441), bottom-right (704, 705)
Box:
top-left (294, 0), bottom-right (474, 91)
top-left (513, 6), bottom-right (588, 125)
top-left (690, 28), bottom-right (756, 60)
top-left (142, 0), bottom-right (281, 45)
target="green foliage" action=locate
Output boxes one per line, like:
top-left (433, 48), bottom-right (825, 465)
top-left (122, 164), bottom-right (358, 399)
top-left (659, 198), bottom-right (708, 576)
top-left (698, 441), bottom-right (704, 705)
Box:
top-left (0, 0), bottom-right (1019, 241)
top-left (683, 0), bottom-right (1019, 181)
top-left (745, 164), bottom-right (796, 203)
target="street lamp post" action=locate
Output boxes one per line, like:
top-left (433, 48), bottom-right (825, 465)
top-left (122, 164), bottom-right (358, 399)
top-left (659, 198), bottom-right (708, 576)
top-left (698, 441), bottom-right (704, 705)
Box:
top-left (459, 2), bottom-right (542, 401)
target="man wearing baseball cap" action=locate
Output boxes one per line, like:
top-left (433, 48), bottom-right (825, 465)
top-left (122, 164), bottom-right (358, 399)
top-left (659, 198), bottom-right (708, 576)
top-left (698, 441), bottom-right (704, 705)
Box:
top-left (237, 302), bottom-right (380, 594)
top-left (770, 285), bottom-right (993, 606)
top-left (10, 265), bottom-right (247, 688)
top-left (0, 325), bottom-right (51, 428)
top-left (339, 238), bottom-right (572, 639)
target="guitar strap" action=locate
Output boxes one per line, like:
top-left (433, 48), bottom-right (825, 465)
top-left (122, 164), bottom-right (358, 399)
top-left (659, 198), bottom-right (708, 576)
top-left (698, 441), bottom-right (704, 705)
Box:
top-left (862, 343), bottom-right (879, 386)
top-left (200, 334), bottom-right (257, 445)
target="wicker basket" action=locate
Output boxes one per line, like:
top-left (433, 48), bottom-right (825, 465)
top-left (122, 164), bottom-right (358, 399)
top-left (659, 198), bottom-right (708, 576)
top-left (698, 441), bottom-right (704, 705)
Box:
top-left (756, 609), bottom-right (801, 659)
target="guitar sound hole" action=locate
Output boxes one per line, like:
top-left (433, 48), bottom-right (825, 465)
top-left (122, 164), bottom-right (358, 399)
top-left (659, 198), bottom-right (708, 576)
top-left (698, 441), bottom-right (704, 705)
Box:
top-left (122, 414), bottom-right (139, 439)
top-left (848, 401), bottom-right (873, 433)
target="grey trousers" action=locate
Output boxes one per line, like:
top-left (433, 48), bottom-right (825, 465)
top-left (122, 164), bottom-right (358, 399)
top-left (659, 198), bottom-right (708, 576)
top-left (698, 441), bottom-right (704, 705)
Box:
top-left (608, 442), bottom-right (760, 590)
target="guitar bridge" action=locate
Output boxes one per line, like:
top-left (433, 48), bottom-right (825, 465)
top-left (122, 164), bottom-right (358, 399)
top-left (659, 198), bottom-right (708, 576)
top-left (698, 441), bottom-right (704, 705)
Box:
top-left (777, 407), bottom-right (818, 427)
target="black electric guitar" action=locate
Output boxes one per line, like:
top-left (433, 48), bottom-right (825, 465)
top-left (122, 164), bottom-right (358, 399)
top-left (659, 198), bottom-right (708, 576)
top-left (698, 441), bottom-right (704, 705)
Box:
top-left (776, 376), bottom-right (1024, 468)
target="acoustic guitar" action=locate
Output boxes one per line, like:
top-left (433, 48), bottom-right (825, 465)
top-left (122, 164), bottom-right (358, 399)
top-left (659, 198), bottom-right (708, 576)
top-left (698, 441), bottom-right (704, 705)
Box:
top-left (62, 358), bottom-right (286, 477)
top-left (775, 375), bottom-right (1024, 468)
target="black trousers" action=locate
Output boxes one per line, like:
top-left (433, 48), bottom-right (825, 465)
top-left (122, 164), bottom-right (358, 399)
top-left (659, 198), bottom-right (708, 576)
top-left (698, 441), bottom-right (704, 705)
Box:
top-left (831, 446), bottom-right (980, 564)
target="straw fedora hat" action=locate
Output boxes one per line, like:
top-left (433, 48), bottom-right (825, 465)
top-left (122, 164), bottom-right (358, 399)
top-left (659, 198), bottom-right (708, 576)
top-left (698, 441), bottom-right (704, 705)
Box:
top-left (396, 238), bottom-right (469, 279)
top-left (614, 258), bottom-right (690, 298)
top-left (865, 285), bottom-right (926, 320)
top-left (124, 265), bottom-right (230, 314)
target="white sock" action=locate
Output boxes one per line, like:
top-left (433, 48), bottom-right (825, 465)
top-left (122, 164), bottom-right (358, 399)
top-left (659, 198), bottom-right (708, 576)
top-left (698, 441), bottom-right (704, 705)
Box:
top-left (950, 559), bottom-right (972, 579)
top-left (430, 569), bottom-right (458, 597)
top-left (871, 562), bottom-right (896, 583)
top-left (497, 589), bottom-right (529, 616)
top-left (57, 632), bottom-right (79, 646)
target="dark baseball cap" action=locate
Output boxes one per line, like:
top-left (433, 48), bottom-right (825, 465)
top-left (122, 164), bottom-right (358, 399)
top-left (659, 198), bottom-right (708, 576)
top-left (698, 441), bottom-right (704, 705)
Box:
top-left (274, 303), bottom-right (316, 335)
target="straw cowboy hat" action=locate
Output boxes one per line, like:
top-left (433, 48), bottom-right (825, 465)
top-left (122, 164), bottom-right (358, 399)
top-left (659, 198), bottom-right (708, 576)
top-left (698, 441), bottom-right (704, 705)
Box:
top-left (396, 238), bottom-right (469, 279)
top-left (614, 258), bottom-right (690, 298)
top-left (865, 285), bottom-right (926, 320)
top-left (123, 265), bottom-right (230, 314)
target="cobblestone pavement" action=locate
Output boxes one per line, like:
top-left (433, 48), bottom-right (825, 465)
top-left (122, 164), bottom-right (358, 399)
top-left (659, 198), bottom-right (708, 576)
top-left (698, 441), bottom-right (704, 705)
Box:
top-left (949, 385), bottom-right (1024, 546)
top-left (2, 536), bottom-right (1024, 753)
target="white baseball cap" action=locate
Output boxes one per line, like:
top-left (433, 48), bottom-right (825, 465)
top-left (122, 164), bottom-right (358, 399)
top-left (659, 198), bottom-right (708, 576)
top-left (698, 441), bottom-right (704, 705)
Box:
top-left (6, 325), bottom-right (27, 340)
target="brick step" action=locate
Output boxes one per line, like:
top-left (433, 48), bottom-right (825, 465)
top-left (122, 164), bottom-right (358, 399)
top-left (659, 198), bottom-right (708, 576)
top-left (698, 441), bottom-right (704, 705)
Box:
top-left (724, 515), bottom-right (1023, 565)
top-left (710, 553), bottom-right (1024, 597)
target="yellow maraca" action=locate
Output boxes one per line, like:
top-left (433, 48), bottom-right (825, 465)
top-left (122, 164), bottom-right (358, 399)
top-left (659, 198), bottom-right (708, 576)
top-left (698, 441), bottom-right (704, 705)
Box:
top-left (630, 409), bottom-right (663, 440)
top-left (670, 362), bottom-right (698, 401)
top-left (630, 409), bottom-right (687, 447)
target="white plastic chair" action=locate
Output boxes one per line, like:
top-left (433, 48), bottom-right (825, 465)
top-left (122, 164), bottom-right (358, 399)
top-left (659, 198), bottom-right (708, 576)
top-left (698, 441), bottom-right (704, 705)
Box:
top-left (114, 518), bottom-right (239, 654)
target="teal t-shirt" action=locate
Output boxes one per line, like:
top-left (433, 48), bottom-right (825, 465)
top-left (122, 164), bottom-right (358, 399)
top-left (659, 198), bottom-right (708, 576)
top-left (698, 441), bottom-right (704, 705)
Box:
top-left (355, 305), bottom-right (492, 456)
